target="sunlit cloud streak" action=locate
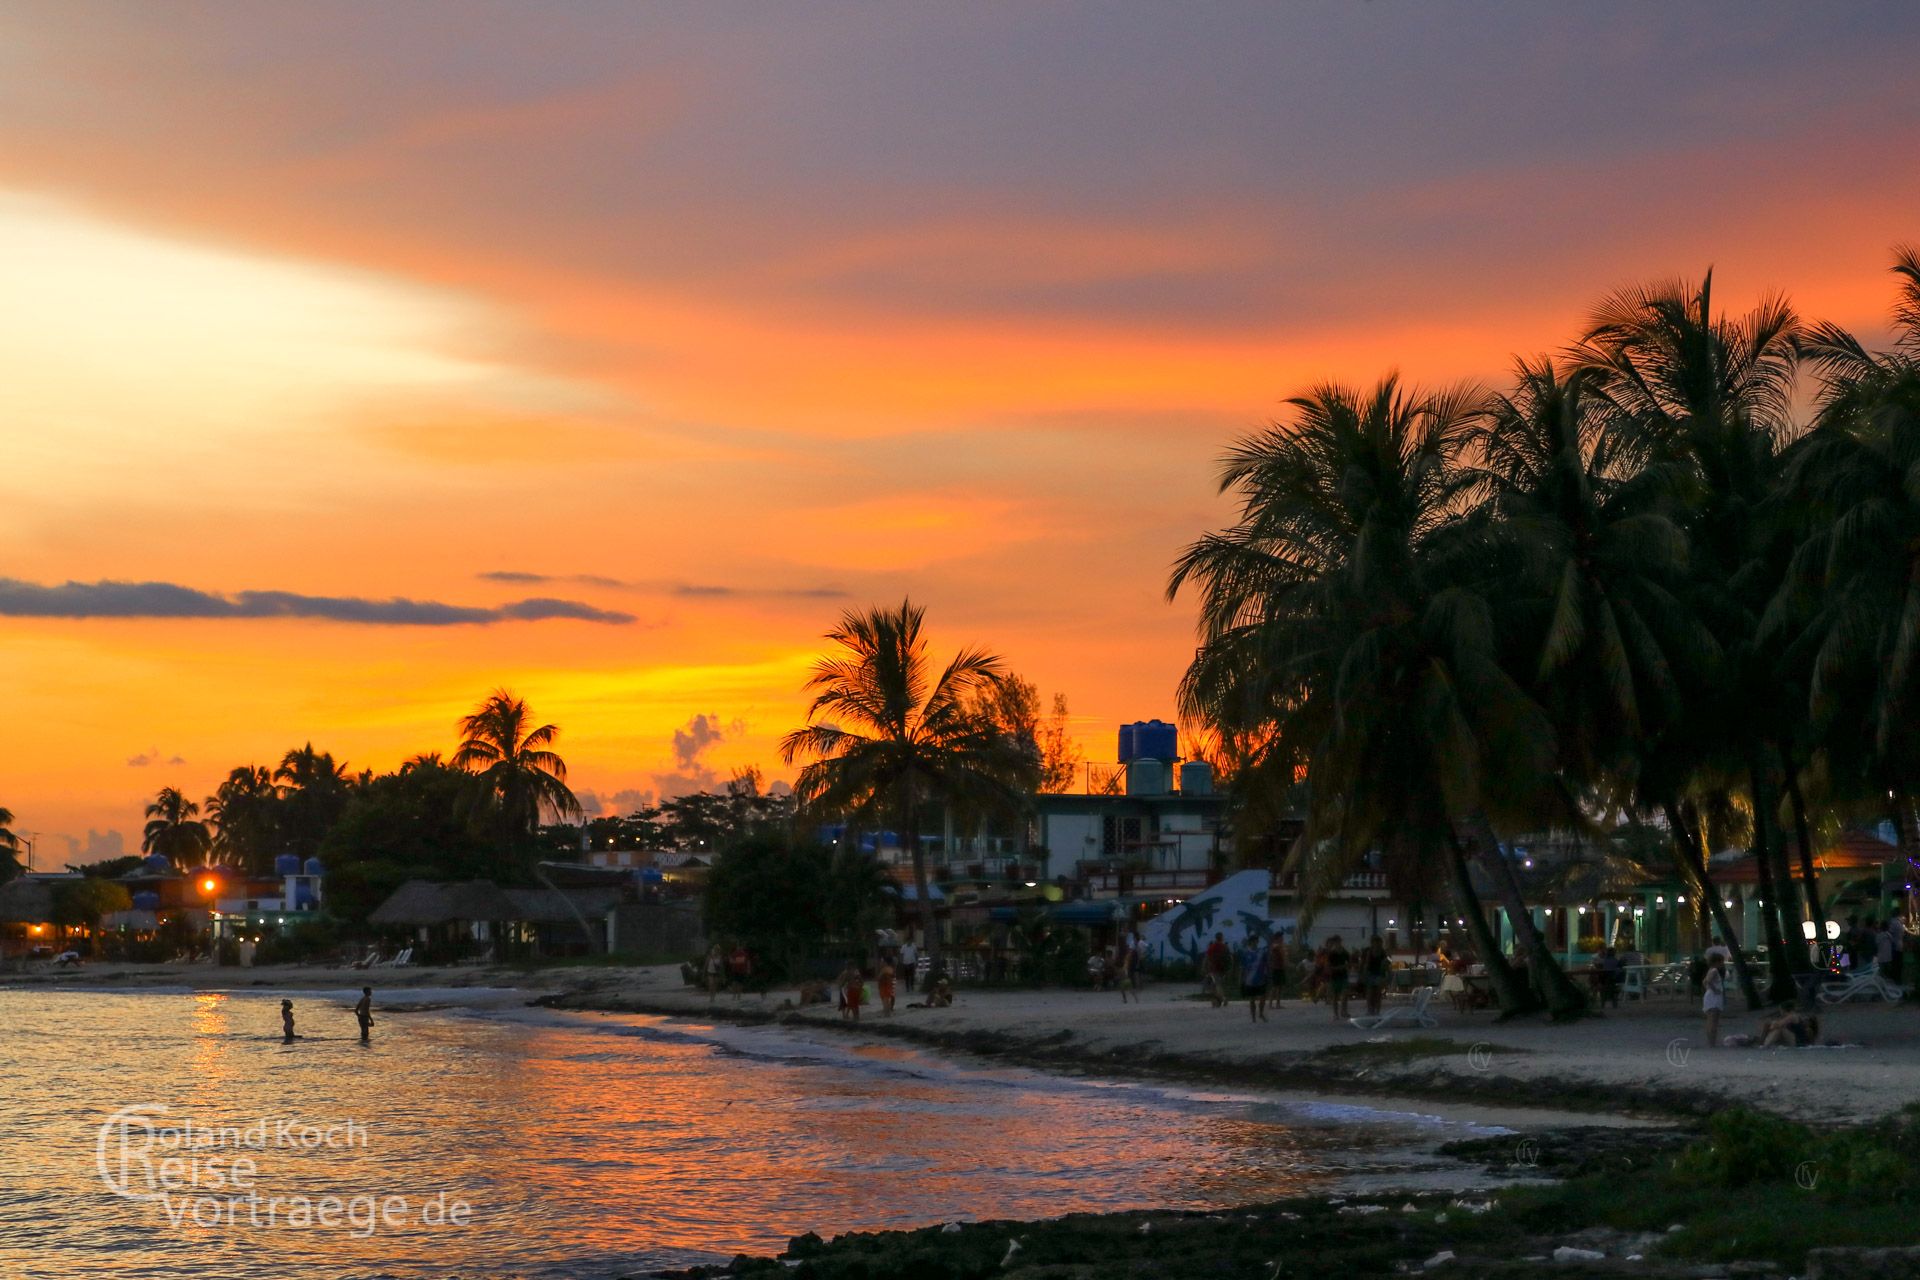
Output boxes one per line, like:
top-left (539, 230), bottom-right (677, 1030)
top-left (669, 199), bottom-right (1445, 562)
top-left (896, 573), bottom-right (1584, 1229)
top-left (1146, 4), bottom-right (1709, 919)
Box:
top-left (0, 579), bottom-right (636, 625)
top-left (479, 571), bottom-right (847, 599)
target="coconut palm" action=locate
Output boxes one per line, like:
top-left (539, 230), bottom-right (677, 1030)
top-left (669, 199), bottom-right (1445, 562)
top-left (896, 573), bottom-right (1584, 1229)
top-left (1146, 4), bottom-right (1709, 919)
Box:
top-left (1170, 376), bottom-right (1584, 1016)
top-left (0, 806), bottom-right (22, 882)
top-left (1574, 271), bottom-right (1811, 999)
top-left (206, 765), bottom-right (280, 873)
top-left (273, 744), bottom-right (354, 861)
top-left (452, 690), bottom-right (581, 844)
top-left (779, 600), bottom-right (1029, 965)
top-left (1787, 247), bottom-right (1920, 907)
top-left (142, 786), bottom-right (213, 871)
top-left (1467, 358), bottom-right (1763, 1006)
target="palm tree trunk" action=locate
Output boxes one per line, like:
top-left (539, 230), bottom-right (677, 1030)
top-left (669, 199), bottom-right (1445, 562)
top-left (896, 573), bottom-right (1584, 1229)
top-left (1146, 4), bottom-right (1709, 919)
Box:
top-left (1462, 812), bottom-right (1587, 1018)
top-left (1759, 747), bottom-right (1812, 974)
top-left (1784, 765), bottom-right (1825, 959)
top-left (1892, 790), bottom-right (1920, 933)
top-left (1745, 762), bottom-right (1798, 1003)
top-left (1445, 830), bottom-right (1538, 1016)
top-left (1665, 800), bottom-right (1762, 1011)
top-left (901, 781), bottom-right (940, 966)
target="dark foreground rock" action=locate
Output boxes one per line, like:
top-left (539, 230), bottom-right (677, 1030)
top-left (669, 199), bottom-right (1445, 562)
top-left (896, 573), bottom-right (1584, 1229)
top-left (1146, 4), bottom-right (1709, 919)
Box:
top-left (641, 1195), bottom-right (1788, 1280)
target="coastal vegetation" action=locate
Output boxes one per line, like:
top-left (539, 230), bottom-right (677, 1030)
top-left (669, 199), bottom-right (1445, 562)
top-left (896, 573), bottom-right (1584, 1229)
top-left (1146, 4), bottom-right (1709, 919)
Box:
top-left (1174, 248), bottom-right (1920, 1016)
top-left (780, 600), bottom-right (1043, 963)
top-left (0, 806), bottom-right (20, 882)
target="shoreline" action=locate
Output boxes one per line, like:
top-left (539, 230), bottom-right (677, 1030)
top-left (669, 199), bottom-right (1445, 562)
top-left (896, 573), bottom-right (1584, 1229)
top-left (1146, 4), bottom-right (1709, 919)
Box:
top-left (9, 960), bottom-right (1917, 1125)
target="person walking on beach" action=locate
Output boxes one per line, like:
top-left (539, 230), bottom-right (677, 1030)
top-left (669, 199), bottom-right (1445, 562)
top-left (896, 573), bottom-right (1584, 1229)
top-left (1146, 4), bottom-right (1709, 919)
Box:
top-left (704, 944), bottom-right (725, 1001)
top-left (1325, 935), bottom-right (1351, 1022)
top-left (354, 987), bottom-right (373, 1044)
top-left (878, 958), bottom-right (897, 1016)
top-left (1113, 936), bottom-right (1135, 1003)
top-left (1239, 934), bottom-right (1271, 1022)
top-left (838, 961), bottom-right (864, 1022)
top-left (1204, 932), bottom-right (1231, 1008)
top-left (899, 939), bottom-right (918, 993)
top-left (1359, 935), bottom-right (1389, 1018)
top-left (280, 999), bottom-right (296, 1044)
top-left (1266, 932), bottom-right (1288, 1008)
top-left (1702, 952), bottom-right (1726, 1048)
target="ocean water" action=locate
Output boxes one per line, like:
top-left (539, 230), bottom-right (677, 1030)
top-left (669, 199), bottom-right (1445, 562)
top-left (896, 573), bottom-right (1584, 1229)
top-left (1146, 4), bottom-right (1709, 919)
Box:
top-left (0, 987), bottom-right (1508, 1278)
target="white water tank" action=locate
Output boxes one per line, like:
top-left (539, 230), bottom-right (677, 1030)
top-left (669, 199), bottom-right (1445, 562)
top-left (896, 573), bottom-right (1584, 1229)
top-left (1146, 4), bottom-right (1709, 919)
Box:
top-left (1125, 758), bottom-right (1168, 796)
top-left (1179, 761), bottom-right (1213, 795)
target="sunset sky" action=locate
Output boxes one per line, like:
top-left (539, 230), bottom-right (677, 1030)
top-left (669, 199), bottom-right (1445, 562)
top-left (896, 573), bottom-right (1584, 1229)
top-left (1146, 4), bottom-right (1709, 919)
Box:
top-left (5, 3), bottom-right (1920, 862)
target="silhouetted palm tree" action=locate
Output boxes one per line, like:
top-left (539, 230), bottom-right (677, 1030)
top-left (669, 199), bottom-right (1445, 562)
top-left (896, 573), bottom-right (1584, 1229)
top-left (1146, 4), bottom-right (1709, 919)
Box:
top-left (453, 690), bottom-right (581, 845)
top-left (1575, 270), bottom-right (1809, 998)
top-left (1171, 377), bottom-right (1582, 1015)
top-left (0, 806), bottom-right (22, 882)
top-left (1468, 358), bottom-right (1761, 1005)
top-left (143, 787), bottom-right (213, 871)
top-left (207, 765), bottom-right (279, 873)
top-left (780, 600), bottom-right (1028, 965)
top-left (274, 744), bottom-right (354, 861)
top-left (1789, 247), bottom-right (1920, 901)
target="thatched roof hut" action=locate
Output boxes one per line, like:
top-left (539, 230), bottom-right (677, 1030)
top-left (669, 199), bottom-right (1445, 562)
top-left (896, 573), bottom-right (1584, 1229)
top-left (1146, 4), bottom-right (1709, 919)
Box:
top-left (367, 880), bottom-right (519, 927)
top-left (0, 876), bottom-right (58, 924)
top-left (503, 886), bottom-right (624, 924)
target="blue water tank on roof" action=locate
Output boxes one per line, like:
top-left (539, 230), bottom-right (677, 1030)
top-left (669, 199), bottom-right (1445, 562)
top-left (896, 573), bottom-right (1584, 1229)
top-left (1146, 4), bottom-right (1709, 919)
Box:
top-left (132, 891), bottom-right (161, 911)
top-left (274, 854), bottom-right (302, 876)
top-left (1118, 719), bottom-right (1177, 764)
top-left (303, 857), bottom-right (325, 878)
top-left (143, 853), bottom-right (172, 874)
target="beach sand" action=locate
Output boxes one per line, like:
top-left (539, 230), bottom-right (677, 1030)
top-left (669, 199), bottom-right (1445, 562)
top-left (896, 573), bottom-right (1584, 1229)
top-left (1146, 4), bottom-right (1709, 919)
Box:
top-left (13, 959), bottom-right (1915, 1124)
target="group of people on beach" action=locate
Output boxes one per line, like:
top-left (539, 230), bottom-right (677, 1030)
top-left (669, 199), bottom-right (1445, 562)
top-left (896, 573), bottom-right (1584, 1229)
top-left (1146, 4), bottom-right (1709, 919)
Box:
top-left (277, 987), bottom-right (375, 1044)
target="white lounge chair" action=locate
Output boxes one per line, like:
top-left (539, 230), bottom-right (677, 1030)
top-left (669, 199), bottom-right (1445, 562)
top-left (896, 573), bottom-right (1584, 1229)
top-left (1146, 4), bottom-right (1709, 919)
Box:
top-left (1816, 962), bottom-right (1904, 1004)
top-left (376, 947), bottom-right (412, 969)
top-left (1350, 986), bottom-right (1438, 1030)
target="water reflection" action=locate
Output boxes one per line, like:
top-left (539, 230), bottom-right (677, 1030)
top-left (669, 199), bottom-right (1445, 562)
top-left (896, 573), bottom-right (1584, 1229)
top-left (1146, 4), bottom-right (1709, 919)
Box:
top-left (0, 990), bottom-right (1483, 1279)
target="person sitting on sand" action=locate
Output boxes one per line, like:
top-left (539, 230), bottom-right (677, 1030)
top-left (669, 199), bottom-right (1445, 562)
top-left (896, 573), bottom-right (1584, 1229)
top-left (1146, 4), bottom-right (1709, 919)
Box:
top-left (927, 975), bottom-right (952, 1007)
top-left (281, 999), bottom-right (296, 1043)
top-left (1759, 1005), bottom-right (1820, 1048)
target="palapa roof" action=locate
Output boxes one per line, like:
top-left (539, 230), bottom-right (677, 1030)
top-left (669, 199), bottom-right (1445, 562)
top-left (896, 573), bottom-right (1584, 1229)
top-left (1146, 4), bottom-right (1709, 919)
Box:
top-left (368, 879), bottom-right (520, 926)
top-left (504, 886), bottom-right (624, 924)
top-left (0, 876), bottom-right (59, 923)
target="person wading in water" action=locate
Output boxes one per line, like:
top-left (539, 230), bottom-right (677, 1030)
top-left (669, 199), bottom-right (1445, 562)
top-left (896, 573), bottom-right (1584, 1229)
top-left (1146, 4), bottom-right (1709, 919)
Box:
top-left (354, 987), bottom-right (374, 1044)
top-left (281, 999), bottom-right (296, 1043)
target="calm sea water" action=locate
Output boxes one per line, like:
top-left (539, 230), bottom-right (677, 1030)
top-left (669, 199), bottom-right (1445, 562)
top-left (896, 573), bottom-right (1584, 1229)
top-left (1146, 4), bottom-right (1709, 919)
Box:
top-left (0, 988), bottom-right (1506, 1278)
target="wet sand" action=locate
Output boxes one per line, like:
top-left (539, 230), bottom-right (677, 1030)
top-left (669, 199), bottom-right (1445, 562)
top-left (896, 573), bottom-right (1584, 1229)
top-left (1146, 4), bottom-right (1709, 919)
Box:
top-left (17, 959), bottom-right (1913, 1124)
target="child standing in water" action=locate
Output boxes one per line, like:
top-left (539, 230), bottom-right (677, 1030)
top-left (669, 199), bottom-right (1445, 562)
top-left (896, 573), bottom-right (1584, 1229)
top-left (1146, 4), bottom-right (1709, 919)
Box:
top-left (281, 999), bottom-right (296, 1043)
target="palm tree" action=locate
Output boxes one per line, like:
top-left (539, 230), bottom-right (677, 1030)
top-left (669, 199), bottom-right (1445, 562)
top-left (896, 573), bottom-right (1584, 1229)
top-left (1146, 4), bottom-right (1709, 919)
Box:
top-left (143, 786), bottom-right (213, 871)
top-left (1788, 247), bottom-right (1920, 918)
top-left (1170, 376), bottom-right (1583, 1016)
top-left (780, 600), bottom-right (1029, 966)
top-left (0, 806), bottom-right (23, 882)
top-left (206, 765), bottom-right (279, 873)
top-left (273, 744), bottom-right (354, 861)
top-left (1574, 270), bottom-right (1811, 1001)
top-left (1466, 358), bottom-right (1763, 1006)
top-left (452, 690), bottom-right (581, 845)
